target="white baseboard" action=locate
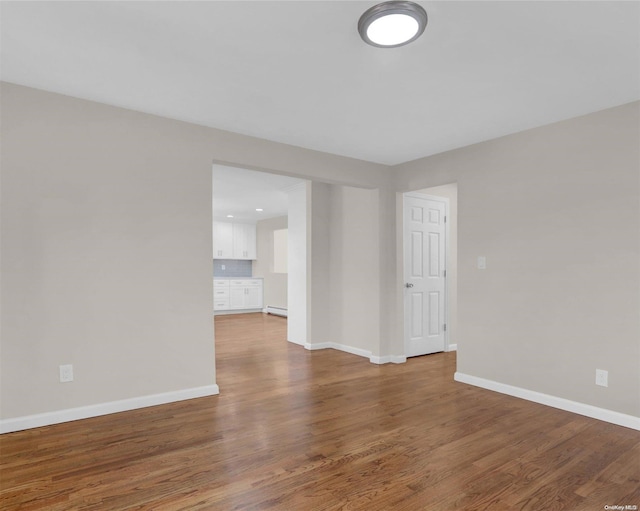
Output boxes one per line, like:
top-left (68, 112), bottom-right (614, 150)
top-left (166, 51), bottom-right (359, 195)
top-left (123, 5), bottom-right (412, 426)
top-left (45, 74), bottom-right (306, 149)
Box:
top-left (446, 344), bottom-right (457, 352)
top-left (305, 342), bottom-right (334, 350)
top-left (305, 341), bottom-right (372, 360)
top-left (305, 342), bottom-right (406, 365)
top-left (454, 372), bottom-right (640, 431)
top-left (370, 355), bottom-right (407, 364)
top-left (263, 306), bottom-right (288, 317)
top-left (337, 343), bottom-right (372, 359)
top-left (0, 384), bottom-right (220, 434)
top-left (214, 309), bottom-right (262, 316)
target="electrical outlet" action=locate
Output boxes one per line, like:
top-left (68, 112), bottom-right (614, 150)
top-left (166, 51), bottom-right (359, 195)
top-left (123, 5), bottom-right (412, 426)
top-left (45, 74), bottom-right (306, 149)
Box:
top-left (221, 265), bottom-right (225, 270)
top-left (595, 369), bottom-right (608, 387)
top-left (59, 364), bottom-right (74, 383)
top-left (477, 256), bottom-right (487, 269)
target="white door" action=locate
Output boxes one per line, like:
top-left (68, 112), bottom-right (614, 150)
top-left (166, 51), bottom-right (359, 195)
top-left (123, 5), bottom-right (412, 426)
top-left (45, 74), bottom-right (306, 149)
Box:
top-left (404, 194), bottom-right (447, 357)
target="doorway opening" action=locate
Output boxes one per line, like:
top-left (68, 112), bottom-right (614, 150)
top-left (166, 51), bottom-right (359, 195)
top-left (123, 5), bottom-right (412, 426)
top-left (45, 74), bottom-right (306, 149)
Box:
top-left (212, 164), bottom-right (308, 350)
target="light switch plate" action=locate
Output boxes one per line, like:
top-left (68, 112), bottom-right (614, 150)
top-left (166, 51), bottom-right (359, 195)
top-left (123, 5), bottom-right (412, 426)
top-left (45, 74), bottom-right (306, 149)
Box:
top-left (595, 369), bottom-right (608, 387)
top-left (59, 364), bottom-right (74, 383)
top-left (477, 256), bottom-right (487, 270)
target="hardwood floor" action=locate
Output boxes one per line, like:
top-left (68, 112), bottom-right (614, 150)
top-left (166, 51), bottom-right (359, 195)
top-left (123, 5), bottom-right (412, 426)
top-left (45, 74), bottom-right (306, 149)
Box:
top-left (1, 312), bottom-right (638, 510)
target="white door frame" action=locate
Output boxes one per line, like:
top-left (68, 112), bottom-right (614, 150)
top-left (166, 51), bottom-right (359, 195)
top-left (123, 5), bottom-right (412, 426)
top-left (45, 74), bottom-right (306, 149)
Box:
top-left (403, 192), bottom-right (451, 356)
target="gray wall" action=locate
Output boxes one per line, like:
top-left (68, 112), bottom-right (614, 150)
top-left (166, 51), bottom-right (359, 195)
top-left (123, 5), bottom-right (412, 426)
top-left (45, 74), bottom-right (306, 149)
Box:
top-left (396, 101), bottom-right (640, 416)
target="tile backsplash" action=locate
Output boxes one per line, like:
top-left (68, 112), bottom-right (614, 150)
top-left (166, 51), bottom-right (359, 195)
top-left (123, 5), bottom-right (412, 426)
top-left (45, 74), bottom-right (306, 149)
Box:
top-left (213, 259), bottom-right (253, 277)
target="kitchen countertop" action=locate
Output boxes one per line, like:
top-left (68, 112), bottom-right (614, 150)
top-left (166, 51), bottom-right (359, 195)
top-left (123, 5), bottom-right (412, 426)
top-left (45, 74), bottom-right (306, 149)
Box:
top-left (214, 277), bottom-right (263, 280)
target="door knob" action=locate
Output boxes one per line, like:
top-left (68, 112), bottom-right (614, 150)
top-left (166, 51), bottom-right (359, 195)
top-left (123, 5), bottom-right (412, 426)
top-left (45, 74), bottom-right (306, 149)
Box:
top-left (405, 283), bottom-right (414, 288)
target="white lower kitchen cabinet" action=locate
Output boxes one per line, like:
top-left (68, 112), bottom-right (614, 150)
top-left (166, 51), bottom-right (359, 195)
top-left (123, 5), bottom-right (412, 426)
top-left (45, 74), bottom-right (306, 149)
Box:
top-left (245, 286), bottom-right (262, 308)
top-left (213, 278), bottom-right (230, 310)
top-left (229, 286), bottom-right (246, 309)
top-left (214, 278), bottom-right (263, 313)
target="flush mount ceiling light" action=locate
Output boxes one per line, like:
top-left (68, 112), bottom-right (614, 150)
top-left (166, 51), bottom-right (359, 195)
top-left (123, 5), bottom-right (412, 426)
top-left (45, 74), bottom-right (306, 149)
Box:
top-left (358, 1), bottom-right (427, 48)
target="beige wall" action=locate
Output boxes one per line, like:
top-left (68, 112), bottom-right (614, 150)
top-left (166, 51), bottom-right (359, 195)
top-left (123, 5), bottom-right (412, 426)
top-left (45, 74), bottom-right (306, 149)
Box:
top-left (253, 216), bottom-right (288, 309)
top-left (327, 185), bottom-right (381, 352)
top-left (308, 182), bottom-right (332, 345)
top-left (305, 182), bottom-right (381, 352)
top-left (286, 182), bottom-right (309, 345)
top-left (396, 101), bottom-right (640, 416)
top-left (1, 83), bottom-right (216, 419)
top-left (0, 83), bottom-right (388, 423)
top-left (2, 81), bottom-right (637, 427)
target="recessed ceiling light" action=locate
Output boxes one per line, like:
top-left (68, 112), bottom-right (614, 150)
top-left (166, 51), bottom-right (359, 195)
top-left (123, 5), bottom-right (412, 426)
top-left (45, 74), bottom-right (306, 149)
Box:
top-left (256, 208), bottom-right (263, 212)
top-left (226, 215), bottom-right (234, 218)
top-left (358, 1), bottom-right (428, 48)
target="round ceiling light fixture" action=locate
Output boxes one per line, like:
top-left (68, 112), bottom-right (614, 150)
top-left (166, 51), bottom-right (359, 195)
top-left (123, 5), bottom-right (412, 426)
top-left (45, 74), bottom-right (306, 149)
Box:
top-left (358, 1), bottom-right (427, 48)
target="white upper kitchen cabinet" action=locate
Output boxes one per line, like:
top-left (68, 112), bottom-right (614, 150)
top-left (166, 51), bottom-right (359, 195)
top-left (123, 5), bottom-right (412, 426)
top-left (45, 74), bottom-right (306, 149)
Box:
top-left (213, 222), bottom-right (234, 259)
top-left (213, 221), bottom-right (257, 260)
top-left (232, 223), bottom-right (257, 260)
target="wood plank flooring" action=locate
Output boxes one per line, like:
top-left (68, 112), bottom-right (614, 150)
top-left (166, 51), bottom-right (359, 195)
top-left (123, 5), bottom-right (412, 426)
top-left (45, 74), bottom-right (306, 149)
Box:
top-left (1, 312), bottom-right (638, 510)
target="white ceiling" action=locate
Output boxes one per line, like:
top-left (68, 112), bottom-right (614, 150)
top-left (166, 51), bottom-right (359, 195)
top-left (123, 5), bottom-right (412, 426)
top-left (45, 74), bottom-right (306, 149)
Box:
top-left (213, 165), bottom-right (302, 223)
top-left (1, 1), bottom-right (639, 165)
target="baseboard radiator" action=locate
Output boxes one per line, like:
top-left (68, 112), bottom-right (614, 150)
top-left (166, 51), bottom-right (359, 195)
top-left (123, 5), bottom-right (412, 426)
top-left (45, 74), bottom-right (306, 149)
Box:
top-left (265, 306), bottom-right (288, 317)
